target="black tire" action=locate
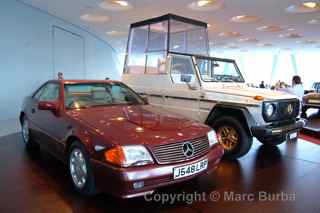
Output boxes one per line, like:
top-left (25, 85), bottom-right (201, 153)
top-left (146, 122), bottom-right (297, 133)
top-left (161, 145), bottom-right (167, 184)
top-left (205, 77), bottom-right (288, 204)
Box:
top-left (211, 116), bottom-right (253, 159)
top-left (258, 137), bottom-right (286, 146)
top-left (21, 116), bottom-right (39, 151)
top-left (68, 141), bottom-right (97, 196)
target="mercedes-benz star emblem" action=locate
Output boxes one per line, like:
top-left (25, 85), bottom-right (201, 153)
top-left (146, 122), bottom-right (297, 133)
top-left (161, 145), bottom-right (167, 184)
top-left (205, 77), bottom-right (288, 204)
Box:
top-left (182, 142), bottom-right (194, 158)
top-left (287, 104), bottom-right (293, 114)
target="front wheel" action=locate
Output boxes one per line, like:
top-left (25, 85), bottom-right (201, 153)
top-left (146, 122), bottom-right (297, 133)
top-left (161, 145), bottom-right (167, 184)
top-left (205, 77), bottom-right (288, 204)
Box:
top-left (68, 141), bottom-right (97, 196)
top-left (21, 116), bottom-right (38, 151)
top-left (212, 116), bottom-right (253, 159)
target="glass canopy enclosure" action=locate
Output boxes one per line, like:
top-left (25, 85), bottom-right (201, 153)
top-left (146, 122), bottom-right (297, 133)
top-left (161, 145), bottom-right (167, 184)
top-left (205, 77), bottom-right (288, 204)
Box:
top-left (124, 14), bottom-right (209, 74)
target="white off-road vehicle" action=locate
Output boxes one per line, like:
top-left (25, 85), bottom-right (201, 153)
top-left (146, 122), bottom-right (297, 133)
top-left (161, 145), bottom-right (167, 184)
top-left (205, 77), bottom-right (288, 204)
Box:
top-left (122, 14), bottom-right (305, 159)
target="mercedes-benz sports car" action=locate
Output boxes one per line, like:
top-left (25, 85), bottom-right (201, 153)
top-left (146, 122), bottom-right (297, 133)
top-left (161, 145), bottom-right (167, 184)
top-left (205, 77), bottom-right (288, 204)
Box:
top-left (20, 80), bottom-right (223, 198)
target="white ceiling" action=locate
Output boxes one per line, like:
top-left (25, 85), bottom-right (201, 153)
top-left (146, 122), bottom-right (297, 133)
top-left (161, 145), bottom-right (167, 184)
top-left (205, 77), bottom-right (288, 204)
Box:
top-left (19, 0), bottom-right (320, 54)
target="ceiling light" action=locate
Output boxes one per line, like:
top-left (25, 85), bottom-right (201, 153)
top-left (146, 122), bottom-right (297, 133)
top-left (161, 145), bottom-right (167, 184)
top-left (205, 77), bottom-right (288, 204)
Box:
top-left (302, 2), bottom-right (317, 8)
top-left (100, 0), bottom-right (132, 11)
top-left (106, 31), bottom-right (127, 36)
top-left (287, 28), bottom-right (295, 31)
top-left (287, 2), bottom-right (320, 13)
top-left (188, 0), bottom-right (224, 11)
top-left (308, 19), bottom-right (319, 24)
top-left (278, 33), bottom-right (303, 38)
top-left (305, 40), bottom-right (317, 44)
top-left (197, 0), bottom-right (212, 7)
top-left (80, 14), bottom-right (110, 23)
top-left (256, 25), bottom-right (283, 32)
top-left (114, 0), bottom-right (128, 7)
top-left (257, 43), bottom-right (273, 47)
top-left (218, 32), bottom-right (242, 37)
top-left (239, 37), bottom-right (258, 42)
top-left (230, 15), bottom-right (262, 23)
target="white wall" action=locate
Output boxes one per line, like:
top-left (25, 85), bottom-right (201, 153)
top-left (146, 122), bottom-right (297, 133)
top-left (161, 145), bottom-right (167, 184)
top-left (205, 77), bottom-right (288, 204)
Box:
top-left (0, 0), bottom-right (121, 121)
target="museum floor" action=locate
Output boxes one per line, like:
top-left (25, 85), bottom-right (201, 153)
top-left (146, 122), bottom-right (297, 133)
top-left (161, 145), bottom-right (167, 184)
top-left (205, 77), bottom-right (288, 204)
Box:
top-left (0, 128), bottom-right (319, 212)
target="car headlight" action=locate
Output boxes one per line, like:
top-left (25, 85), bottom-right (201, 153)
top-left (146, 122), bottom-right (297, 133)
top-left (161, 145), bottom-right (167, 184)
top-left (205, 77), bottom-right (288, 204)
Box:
top-left (207, 130), bottom-right (218, 147)
top-left (264, 103), bottom-right (275, 117)
top-left (104, 145), bottom-right (154, 167)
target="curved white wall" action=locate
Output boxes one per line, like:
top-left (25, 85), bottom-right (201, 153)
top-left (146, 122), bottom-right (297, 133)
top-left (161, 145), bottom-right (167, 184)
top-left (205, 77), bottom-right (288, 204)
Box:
top-left (0, 0), bottom-right (121, 120)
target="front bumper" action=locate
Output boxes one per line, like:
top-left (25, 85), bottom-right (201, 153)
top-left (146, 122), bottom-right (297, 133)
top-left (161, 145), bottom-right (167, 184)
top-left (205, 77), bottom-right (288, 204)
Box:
top-left (251, 119), bottom-right (306, 142)
top-left (90, 144), bottom-right (224, 199)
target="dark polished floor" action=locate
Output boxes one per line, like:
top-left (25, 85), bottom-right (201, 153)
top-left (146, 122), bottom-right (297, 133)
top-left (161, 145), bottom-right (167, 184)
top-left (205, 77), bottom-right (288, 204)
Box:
top-left (0, 132), bottom-right (320, 213)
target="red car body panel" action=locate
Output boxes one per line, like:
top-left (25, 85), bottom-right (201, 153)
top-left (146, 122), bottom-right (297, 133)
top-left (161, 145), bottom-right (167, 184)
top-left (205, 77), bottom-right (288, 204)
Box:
top-left (20, 80), bottom-right (224, 198)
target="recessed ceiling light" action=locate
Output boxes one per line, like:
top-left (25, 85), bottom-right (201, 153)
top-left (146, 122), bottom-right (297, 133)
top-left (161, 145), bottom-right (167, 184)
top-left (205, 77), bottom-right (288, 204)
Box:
top-left (240, 49), bottom-right (249, 52)
top-left (257, 43), bottom-right (273, 47)
top-left (286, 2), bottom-right (320, 13)
top-left (197, 0), bottom-right (212, 7)
top-left (308, 19), bottom-right (319, 24)
top-left (239, 37), bottom-right (258, 42)
top-left (256, 25), bottom-right (283, 32)
top-left (80, 14), bottom-right (110, 23)
top-left (302, 2), bottom-right (318, 8)
top-left (287, 28), bottom-right (295, 31)
top-left (106, 30), bottom-right (127, 36)
top-left (188, 0), bottom-right (224, 11)
top-left (305, 40), bottom-right (317, 44)
top-left (278, 33), bottom-right (303, 38)
top-left (218, 32), bottom-right (242, 37)
top-left (99, 0), bottom-right (132, 11)
top-left (230, 15), bottom-right (262, 23)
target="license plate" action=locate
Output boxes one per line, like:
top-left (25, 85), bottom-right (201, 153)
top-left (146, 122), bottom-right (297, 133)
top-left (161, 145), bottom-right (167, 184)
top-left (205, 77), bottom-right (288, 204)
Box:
top-left (173, 159), bottom-right (208, 180)
top-left (288, 132), bottom-right (298, 140)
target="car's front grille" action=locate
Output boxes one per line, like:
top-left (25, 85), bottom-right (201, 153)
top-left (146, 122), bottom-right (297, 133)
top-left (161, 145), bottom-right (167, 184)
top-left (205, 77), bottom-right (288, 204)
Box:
top-left (277, 100), bottom-right (300, 120)
top-left (151, 137), bottom-right (209, 165)
top-left (263, 99), bottom-right (300, 122)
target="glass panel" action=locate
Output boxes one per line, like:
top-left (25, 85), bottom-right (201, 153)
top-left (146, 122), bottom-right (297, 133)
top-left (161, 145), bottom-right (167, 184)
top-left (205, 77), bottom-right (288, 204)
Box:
top-left (39, 83), bottom-right (60, 101)
top-left (64, 83), bottom-right (144, 109)
top-left (146, 51), bottom-right (167, 74)
top-left (171, 55), bottom-right (197, 84)
top-left (196, 58), bottom-right (244, 82)
top-left (169, 19), bottom-right (208, 55)
top-left (148, 21), bottom-right (168, 52)
top-left (126, 26), bottom-right (148, 74)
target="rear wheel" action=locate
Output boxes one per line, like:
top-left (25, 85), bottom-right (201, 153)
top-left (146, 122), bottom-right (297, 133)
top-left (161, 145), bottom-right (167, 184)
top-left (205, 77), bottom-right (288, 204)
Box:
top-left (21, 116), bottom-right (38, 151)
top-left (68, 141), bottom-right (97, 196)
top-left (212, 116), bottom-right (252, 159)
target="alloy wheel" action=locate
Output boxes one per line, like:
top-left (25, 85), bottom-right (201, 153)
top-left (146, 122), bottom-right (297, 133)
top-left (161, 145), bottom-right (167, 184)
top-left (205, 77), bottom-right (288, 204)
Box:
top-left (217, 126), bottom-right (240, 151)
top-left (69, 148), bottom-right (88, 189)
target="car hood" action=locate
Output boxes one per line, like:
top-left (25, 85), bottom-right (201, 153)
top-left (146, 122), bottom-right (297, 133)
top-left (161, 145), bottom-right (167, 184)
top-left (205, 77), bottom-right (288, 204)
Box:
top-left (202, 83), bottom-right (297, 101)
top-left (67, 105), bottom-right (209, 147)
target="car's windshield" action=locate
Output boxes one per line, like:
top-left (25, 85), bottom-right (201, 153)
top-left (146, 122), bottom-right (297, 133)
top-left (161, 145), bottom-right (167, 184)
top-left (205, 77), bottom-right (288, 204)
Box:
top-left (64, 82), bottom-right (144, 109)
top-left (196, 57), bottom-right (244, 83)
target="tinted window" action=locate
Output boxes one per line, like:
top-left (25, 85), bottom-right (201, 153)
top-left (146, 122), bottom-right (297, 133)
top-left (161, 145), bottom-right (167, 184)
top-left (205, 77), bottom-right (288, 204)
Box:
top-left (64, 82), bottom-right (144, 109)
top-left (38, 83), bottom-right (60, 101)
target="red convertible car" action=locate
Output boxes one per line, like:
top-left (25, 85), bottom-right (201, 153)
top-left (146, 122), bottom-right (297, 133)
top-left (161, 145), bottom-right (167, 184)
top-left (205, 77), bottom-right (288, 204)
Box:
top-left (20, 80), bottom-right (223, 198)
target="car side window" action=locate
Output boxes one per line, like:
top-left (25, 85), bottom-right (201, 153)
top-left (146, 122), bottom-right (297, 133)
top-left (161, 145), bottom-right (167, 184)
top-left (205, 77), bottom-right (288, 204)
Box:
top-left (170, 55), bottom-right (197, 84)
top-left (38, 83), bottom-right (60, 102)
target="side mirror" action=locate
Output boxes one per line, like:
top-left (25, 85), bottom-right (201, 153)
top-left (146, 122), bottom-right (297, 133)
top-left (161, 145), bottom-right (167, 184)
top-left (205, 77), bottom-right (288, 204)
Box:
top-left (180, 74), bottom-right (192, 83)
top-left (38, 101), bottom-right (59, 112)
top-left (142, 97), bottom-right (149, 104)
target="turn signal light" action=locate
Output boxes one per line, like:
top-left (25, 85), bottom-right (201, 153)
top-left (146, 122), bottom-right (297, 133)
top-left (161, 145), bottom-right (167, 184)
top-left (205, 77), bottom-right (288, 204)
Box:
top-left (254, 95), bottom-right (264, 101)
top-left (104, 146), bottom-right (126, 166)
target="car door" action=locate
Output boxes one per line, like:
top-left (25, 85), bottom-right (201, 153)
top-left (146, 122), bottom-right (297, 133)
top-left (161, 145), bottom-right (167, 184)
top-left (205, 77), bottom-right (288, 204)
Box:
top-left (30, 82), bottom-right (66, 158)
top-left (165, 54), bottom-right (202, 121)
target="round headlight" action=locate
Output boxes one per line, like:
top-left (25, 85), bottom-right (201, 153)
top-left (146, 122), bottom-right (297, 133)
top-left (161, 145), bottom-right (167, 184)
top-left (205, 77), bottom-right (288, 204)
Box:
top-left (265, 103), bottom-right (275, 117)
